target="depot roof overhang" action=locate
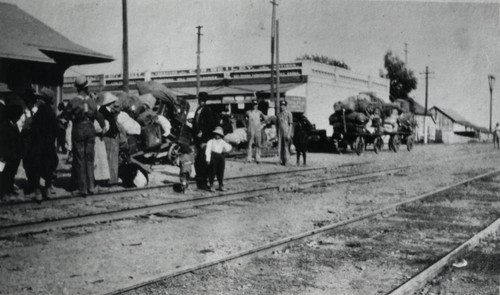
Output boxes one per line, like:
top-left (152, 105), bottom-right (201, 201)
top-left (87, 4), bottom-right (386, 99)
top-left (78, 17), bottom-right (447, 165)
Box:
top-left (0, 3), bottom-right (113, 66)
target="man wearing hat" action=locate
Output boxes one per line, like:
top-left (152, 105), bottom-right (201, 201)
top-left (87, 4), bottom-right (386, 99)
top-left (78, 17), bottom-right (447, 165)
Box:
top-left (245, 99), bottom-right (266, 163)
top-left (64, 76), bottom-right (105, 196)
top-left (278, 100), bottom-right (293, 165)
top-left (192, 92), bottom-right (217, 190)
top-left (24, 88), bottom-right (59, 201)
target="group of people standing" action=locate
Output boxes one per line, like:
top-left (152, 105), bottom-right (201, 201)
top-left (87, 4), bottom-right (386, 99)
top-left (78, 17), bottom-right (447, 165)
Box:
top-left (1, 77), bottom-right (311, 200)
top-left (63, 76), bottom-right (122, 197)
top-left (189, 91), bottom-right (301, 193)
top-left (0, 76), bottom-right (123, 201)
top-left (0, 83), bottom-right (58, 201)
top-left (191, 92), bottom-right (231, 192)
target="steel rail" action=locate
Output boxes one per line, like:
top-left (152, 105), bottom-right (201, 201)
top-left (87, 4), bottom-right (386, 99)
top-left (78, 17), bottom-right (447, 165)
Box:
top-left (0, 167), bottom-right (401, 238)
top-left (1, 147), bottom-right (492, 209)
top-left (103, 168), bottom-right (500, 295)
top-left (388, 216), bottom-right (500, 295)
top-left (0, 166), bottom-right (328, 209)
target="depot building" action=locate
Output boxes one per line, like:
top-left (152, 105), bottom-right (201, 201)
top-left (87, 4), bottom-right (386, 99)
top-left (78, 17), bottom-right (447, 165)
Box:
top-left (64, 59), bottom-right (390, 135)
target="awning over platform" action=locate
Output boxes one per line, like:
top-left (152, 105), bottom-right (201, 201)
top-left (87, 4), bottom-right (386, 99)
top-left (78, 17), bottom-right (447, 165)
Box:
top-left (0, 3), bottom-right (113, 65)
top-left (170, 83), bottom-right (305, 98)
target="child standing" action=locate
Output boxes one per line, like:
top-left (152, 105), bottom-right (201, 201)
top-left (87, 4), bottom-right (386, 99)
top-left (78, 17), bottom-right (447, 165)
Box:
top-left (205, 126), bottom-right (232, 192)
top-left (176, 143), bottom-right (194, 193)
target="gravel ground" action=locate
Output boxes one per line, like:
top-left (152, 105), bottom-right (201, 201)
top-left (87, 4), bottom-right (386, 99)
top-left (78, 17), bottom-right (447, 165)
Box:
top-left (134, 175), bottom-right (500, 295)
top-left (0, 143), bottom-right (499, 294)
top-left (418, 232), bottom-right (500, 295)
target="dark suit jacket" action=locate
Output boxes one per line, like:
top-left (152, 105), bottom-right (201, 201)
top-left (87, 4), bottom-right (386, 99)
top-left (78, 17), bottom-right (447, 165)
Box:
top-left (0, 120), bottom-right (23, 162)
top-left (26, 103), bottom-right (58, 177)
top-left (0, 102), bottom-right (5, 123)
top-left (193, 105), bottom-right (217, 144)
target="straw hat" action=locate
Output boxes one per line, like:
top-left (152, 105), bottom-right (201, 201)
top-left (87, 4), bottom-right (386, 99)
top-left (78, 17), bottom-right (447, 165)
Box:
top-left (101, 92), bottom-right (118, 106)
top-left (212, 126), bottom-right (224, 137)
top-left (74, 75), bottom-right (88, 89)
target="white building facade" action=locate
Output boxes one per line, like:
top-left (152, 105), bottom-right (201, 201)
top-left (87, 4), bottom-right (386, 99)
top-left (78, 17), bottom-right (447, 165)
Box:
top-left (64, 60), bottom-right (390, 136)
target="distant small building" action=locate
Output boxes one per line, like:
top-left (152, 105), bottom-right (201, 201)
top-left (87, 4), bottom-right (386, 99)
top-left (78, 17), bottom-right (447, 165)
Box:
top-left (0, 2), bottom-right (113, 103)
top-left (430, 106), bottom-right (488, 144)
top-left (407, 98), bottom-right (436, 143)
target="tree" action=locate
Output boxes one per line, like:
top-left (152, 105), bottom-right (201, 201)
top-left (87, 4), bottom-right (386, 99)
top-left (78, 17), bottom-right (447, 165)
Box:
top-left (296, 54), bottom-right (350, 70)
top-left (382, 50), bottom-right (417, 102)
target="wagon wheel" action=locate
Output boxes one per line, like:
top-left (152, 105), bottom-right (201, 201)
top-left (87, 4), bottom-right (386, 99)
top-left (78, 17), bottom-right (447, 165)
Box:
top-left (332, 139), bottom-right (340, 154)
top-left (338, 140), bottom-right (348, 154)
top-left (167, 143), bottom-right (182, 164)
top-left (374, 136), bottom-right (383, 154)
top-left (354, 136), bottom-right (365, 156)
top-left (391, 134), bottom-right (401, 153)
top-left (406, 135), bottom-right (414, 152)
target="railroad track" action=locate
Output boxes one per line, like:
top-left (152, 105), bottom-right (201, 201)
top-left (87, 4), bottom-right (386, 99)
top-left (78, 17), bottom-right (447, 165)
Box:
top-left (1, 146), bottom-right (492, 208)
top-left (0, 166), bottom-right (401, 238)
top-left (0, 165), bottom-right (329, 208)
top-left (0, 150), bottom-right (493, 237)
top-left (106, 169), bottom-right (500, 295)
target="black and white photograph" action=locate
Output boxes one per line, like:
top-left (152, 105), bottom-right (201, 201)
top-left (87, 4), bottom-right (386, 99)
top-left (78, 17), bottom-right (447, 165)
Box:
top-left (1, 0), bottom-right (500, 294)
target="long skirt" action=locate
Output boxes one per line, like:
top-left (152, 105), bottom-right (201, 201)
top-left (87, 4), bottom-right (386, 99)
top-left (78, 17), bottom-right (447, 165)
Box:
top-left (103, 136), bottom-right (119, 184)
top-left (94, 136), bottom-right (110, 182)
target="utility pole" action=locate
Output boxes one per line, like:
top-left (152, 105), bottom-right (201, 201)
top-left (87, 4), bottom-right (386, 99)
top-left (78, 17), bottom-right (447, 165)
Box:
top-left (404, 43), bottom-right (408, 65)
top-left (276, 20), bottom-right (280, 105)
top-left (196, 26), bottom-right (203, 99)
top-left (420, 66), bottom-right (435, 144)
top-left (488, 75), bottom-right (495, 134)
top-left (270, 0), bottom-right (278, 112)
top-left (270, 0), bottom-right (280, 160)
top-left (122, 0), bottom-right (129, 93)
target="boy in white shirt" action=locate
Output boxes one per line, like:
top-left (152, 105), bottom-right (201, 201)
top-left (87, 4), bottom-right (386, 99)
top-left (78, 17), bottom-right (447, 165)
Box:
top-left (205, 126), bottom-right (232, 192)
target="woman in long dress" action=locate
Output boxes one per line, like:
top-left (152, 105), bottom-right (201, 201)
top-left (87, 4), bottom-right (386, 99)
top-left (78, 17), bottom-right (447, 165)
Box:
top-left (99, 92), bottom-right (121, 185)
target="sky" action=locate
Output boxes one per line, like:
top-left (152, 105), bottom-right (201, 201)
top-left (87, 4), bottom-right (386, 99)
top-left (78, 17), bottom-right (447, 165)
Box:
top-left (4, 0), bottom-right (500, 128)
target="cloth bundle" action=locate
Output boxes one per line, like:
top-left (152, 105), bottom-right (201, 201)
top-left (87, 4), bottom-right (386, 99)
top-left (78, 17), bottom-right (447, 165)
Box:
top-left (224, 128), bottom-right (248, 145)
top-left (113, 91), bottom-right (145, 119)
top-left (117, 111), bottom-right (141, 135)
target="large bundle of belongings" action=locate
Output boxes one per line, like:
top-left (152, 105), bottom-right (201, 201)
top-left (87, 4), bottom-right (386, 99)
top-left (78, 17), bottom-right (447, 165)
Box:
top-left (136, 81), bottom-right (190, 141)
top-left (105, 81), bottom-right (192, 187)
top-left (329, 93), bottom-right (384, 135)
top-left (329, 93), bottom-right (416, 135)
top-left (383, 99), bottom-right (417, 133)
top-left (113, 81), bottom-right (191, 152)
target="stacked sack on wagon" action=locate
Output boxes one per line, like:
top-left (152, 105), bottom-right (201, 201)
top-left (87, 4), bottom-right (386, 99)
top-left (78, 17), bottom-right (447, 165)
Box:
top-left (329, 93), bottom-right (385, 135)
top-left (382, 99), bottom-right (417, 133)
top-left (329, 93), bottom-right (416, 135)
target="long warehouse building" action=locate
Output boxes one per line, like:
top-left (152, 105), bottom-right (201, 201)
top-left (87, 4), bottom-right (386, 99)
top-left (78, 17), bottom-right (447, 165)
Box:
top-left (64, 60), bottom-right (390, 135)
